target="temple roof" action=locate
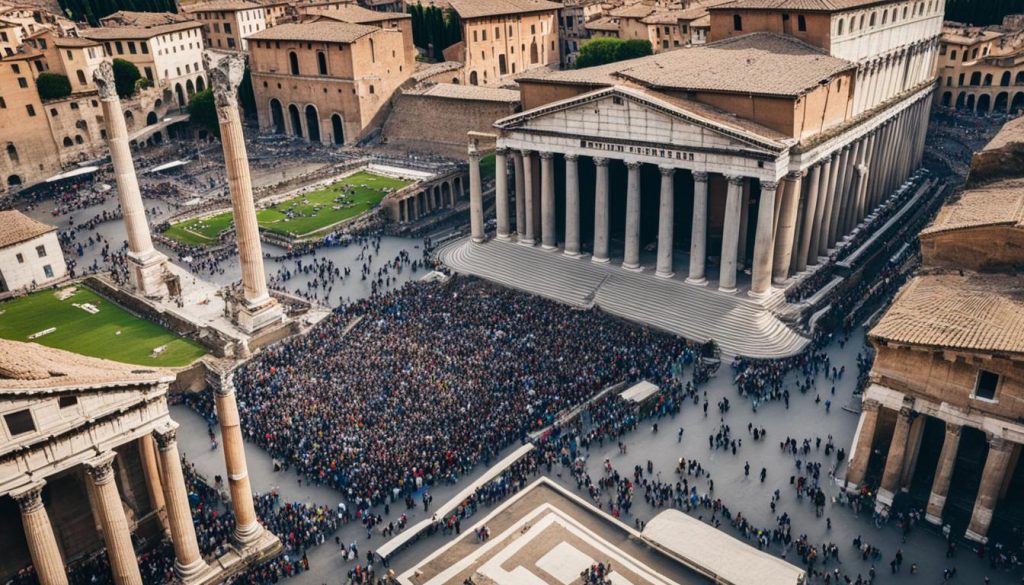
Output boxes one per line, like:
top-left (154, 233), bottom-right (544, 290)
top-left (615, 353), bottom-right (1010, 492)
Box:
top-left (0, 210), bottom-right (55, 249)
top-left (407, 82), bottom-right (521, 102)
top-left (920, 179), bottom-right (1024, 236)
top-left (0, 339), bottom-right (174, 393)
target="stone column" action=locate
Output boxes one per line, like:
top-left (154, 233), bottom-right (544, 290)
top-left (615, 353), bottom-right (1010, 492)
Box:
top-left (966, 436), bottom-right (1015, 543)
top-left (85, 452), bottom-right (144, 585)
top-left (858, 133), bottom-right (876, 221)
top-left (826, 149), bottom-right (847, 250)
top-left (138, 435), bottom-right (168, 535)
top-left (737, 181), bottom-right (750, 270)
top-left (215, 374), bottom-right (264, 545)
top-left (795, 164), bottom-right (821, 272)
top-left (845, 399), bottom-right (880, 488)
top-left (564, 154), bottom-right (580, 256)
top-left (93, 61), bottom-right (169, 298)
top-left (468, 149), bottom-right (484, 243)
top-left (853, 164), bottom-right (870, 226)
top-left (655, 166), bottom-right (675, 278)
top-left (877, 407), bottom-right (913, 506)
top-left (838, 141), bottom-right (861, 236)
top-left (622, 161), bottom-right (642, 270)
top-left (749, 180), bottom-right (778, 297)
top-left (899, 413), bottom-right (926, 489)
top-left (925, 423), bottom-right (962, 525)
top-left (154, 424), bottom-right (207, 580)
top-left (592, 158), bottom-right (610, 263)
top-left (494, 148), bottom-right (510, 240)
top-left (719, 175), bottom-right (744, 293)
top-left (807, 157), bottom-right (832, 265)
top-left (687, 171), bottom-right (709, 284)
top-left (540, 152), bottom-right (556, 250)
top-left (11, 481), bottom-right (68, 585)
top-left (513, 151), bottom-right (526, 236)
top-left (520, 150), bottom-right (536, 245)
top-left (771, 172), bottom-right (801, 283)
top-left (817, 154), bottom-right (839, 256)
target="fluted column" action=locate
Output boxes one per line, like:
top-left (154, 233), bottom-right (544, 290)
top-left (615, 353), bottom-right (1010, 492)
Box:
top-left (818, 153), bottom-right (840, 256)
top-left (845, 399), bottom-right (880, 488)
top-left (737, 181), bottom-right (750, 270)
top-left (622, 161), bottom-right (642, 270)
top-left (807, 157), bottom-right (832, 265)
top-left (592, 157), bottom-right (610, 263)
top-left (468, 149), bottom-right (484, 243)
top-left (719, 175), bottom-right (743, 292)
top-left (858, 135), bottom-right (877, 221)
top-left (771, 172), bottom-right (801, 283)
top-left (564, 154), bottom-right (580, 256)
top-left (138, 435), bottom-right (167, 534)
top-left (521, 150), bottom-right (536, 245)
top-left (827, 147), bottom-right (850, 249)
top-left (749, 180), bottom-right (778, 296)
top-left (85, 452), bottom-right (143, 585)
top-left (795, 164), bottom-right (822, 272)
top-left (877, 407), bottom-right (913, 506)
top-left (11, 482), bottom-right (68, 585)
top-left (966, 436), bottom-right (1015, 543)
top-left (925, 423), bottom-right (962, 525)
top-left (215, 375), bottom-right (264, 545)
top-left (153, 424), bottom-right (207, 580)
top-left (687, 171), bottom-right (709, 284)
top-left (838, 140), bottom-right (861, 236)
top-left (655, 166), bottom-right (675, 278)
top-left (540, 152), bottom-right (556, 250)
top-left (513, 151), bottom-right (526, 236)
top-left (494, 148), bottom-right (510, 240)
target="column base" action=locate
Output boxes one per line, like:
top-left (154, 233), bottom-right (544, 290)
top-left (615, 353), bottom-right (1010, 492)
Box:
top-left (592, 256), bottom-right (610, 264)
top-left (541, 243), bottom-right (558, 251)
top-left (563, 249), bottom-right (581, 258)
top-left (964, 529), bottom-right (989, 544)
top-left (495, 233), bottom-right (510, 241)
top-left (655, 270), bottom-right (674, 279)
top-left (519, 238), bottom-right (536, 246)
top-left (772, 276), bottom-right (789, 285)
top-left (233, 297), bottom-right (285, 334)
top-left (175, 558), bottom-right (211, 582)
top-left (685, 276), bottom-right (707, 286)
top-left (127, 248), bottom-right (173, 299)
top-left (622, 263), bottom-right (642, 272)
top-left (875, 488), bottom-right (895, 508)
top-left (718, 286), bottom-right (737, 294)
top-left (232, 521), bottom-right (264, 547)
top-left (472, 236), bottom-right (486, 244)
top-left (924, 513), bottom-right (943, 525)
top-left (748, 287), bottom-right (772, 299)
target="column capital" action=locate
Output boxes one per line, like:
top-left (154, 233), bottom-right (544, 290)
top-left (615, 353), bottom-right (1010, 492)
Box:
top-left (829, 151), bottom-right (839, 161)
top-left (204, 50), bottom-right (245, 123)
top-left (625, 160), bottom-right (642, 170)
top-left (856, 164), bottom-right (869, 175)
top-left (725, 175), bottom-right (744, 186)
top-left (467, 149), bottom-right (482, 161)
top-left (989, 435), bottom-right (1012, 452)
top-left (564, 153), bottom-right (579, 162)
top-left (862, 398), bottom-right (881, 412)
top-left (521, 149), bottom-right (535, 158)
top-left (692, 171), bottom-right (709, 182)
top-left (153, 422), bottom-right (180, 452)
top-left (494, 146), bottom-right (509, 156)
top-left (84, 452), bottom-right (118, 486)
top-left (761, 180), bottom-right (779, 192)
top-left (945, 422), bottom-right (962, 437)
top-left (11, 480), bottom-right (46, 514)
top-left (897, 406), bottom-right (914, 420)
top-left (658, 165), bottom-right (675, 176)
top-left (539, 151), bottom-right (555, 160)
top-left (593, 156), bottom-right (609, 167)
top-left (216, 373), bottom-right (236, 397)
top-left (786, 170), bottom-right (804, 180)
top-left (93, 61), bottom-right (118, 102)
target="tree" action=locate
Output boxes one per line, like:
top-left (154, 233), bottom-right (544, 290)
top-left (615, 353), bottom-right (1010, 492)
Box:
top-left (946, 0), bottom-right (1024, 25)
top-left (36, 72), bottom-right (72, 100)
top-left (238, 66), bottom-right (256, 118)
top-left (187, 89), bottom-right (220, 138)
top-left (575, 38), bottom-right (652, 68)
top-left (111, 58), bottom-right (141, 98)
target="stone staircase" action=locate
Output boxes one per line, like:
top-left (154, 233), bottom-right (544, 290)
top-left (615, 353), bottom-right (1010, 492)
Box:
top-left (439, 238), bottom-right (809, 358)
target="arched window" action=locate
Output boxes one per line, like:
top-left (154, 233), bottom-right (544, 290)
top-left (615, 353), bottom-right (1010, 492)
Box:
top-left (881, 10), bottom-right (887, 24)
top-left (6, 143), bottom-right (18, 163)
top-left (74, 135), bottom-right (83, 144)
top-left (317, 51), bottom-right (327, 75)
top-left (1016, 71), bottom-right (1024, 85)
top-left (983, 73), bottom-right (993, 86)
top-left (970, 72), bottom-right (981, 86)
top-left (63, 136), bottom-right (73, 147)
top-left (469, 71), bottom-right (478, 85)
top-left (837, 19), bottom-right (844, 35)
top-left (289, 51), bottom-right (299, 75)
top-left (733, 14), bottom-right (742, 31)
top-left (869, 12), bottom-right (876, 26)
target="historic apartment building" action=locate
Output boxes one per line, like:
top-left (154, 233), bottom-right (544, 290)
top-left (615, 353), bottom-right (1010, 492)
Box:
top-left (183, 0), bottom-right (267, 51)
top-left (249, 16), bottom-right (412, 145)
top-left (845, 117), bottom-right (1024, 544)
top-left (585, 1), bottom-right (729, 53)
top-left (935, 16), bottom-right (1024, 114)
top-left (0, 210), bottom-right (67, 293)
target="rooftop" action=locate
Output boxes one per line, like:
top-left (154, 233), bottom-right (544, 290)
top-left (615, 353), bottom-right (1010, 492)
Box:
top-left (84, 11), bottom-right (201, 40)
top-left (247, 19), bottom-right (377, 42)
top-left (408, 82), bottom-right (521, 102)
top-left (0, 210), bottom-right (55, 249)
top-left (310, 4), bottom-right (410, 23)
top-left (0, 339), bottom-right (173, 393)
top-left (709, 0), bottom-right (899, 12)
top-left (920, 179), bottom-right (1024, 236)
top-left (979, 114), bottom-right (1024, 153)
top-left (446, 0), bottom-right (561, 19)
top-left (609, 3), bottom-right (655, 18)
top-left (182, 0), bottom-right (262, 12)
top-left (52, 35), bottom-right (100, 47)
top-left (585, 16), bottom-right (620, 31)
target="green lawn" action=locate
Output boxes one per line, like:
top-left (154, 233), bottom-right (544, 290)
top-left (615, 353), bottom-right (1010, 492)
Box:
top-left (163, 171), bottom-right (412, 245)
top-left (0, 286), bottom-right (207, 367)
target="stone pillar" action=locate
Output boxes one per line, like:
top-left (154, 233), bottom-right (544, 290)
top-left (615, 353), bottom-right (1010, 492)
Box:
top-left (737, 181), bottom-right (750, 270)
top-left (966, 436), bottom-right (1015, 543)
top-left (687, 171), bottom-right (709, 284)
top-left (771, 172), bottom-right (801, 283)
top-left (926, 423), bottom-right (962, 525)
top-left (853, 164), bottom-right (870, 226)
top-left (858, 134), bottom-right (877, 221)
top-left (719, 175), bottom-right (743, 293)
top-left (540, 152), bottom-right (556, 250)
top-left (795, 164), bottom-right (821, 272)
top-left (513, 152), bottom-right (526, 236)
top-left (564, 154), bottom-right (580, 256)
top-left (592, 158), bottom-right (610, 263)
top-left (138, 435), bottom-right (168, 535)
top-left (749, 180), bottom-right (778, 297)
top-left (11, 481), bottom-right (68, 585)
top-left (153, 424), bottom-right (207, 581)
top-left (899, 413), bottom-right (926, 489)
top-left (85, 452), bottom-right (144, 585)
top-left (622, 161), bottom-right (642, 270)
top-left (215, 375), bottom-right (264, 545)
top-left (827, 148), bottom-right (849, 249)
top-left (817, 153), bottom-right (840, 256)
top-left (838, 141), bottom-right (861, 236)
top-left (494, 148), bottom-right (510, 240)
top-left (877, 407), bottom-right (913, 507)
top-left (655, 166), bottom-right (675, 278)
top-left (807, 157), bottom-right (832, 265)
top-left (521, 150), bottom-right (536, 245)
top-left (845, 399), bottom-right (880, 488)
top-left (93, 61), bottom-right (169, 298)
top-left (468, 149), bottom-right (484, 243)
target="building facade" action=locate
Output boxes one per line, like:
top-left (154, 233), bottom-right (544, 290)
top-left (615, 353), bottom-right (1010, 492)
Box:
top-left (183, 0), bottom-right (267, 51)
top-left (0, 210), bottom-right (66, 293)
top-left (935, 17), bottom-right (1024, 114)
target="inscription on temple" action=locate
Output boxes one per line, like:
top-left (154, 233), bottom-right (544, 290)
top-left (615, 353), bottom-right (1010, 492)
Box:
top-left (580, 139), bottom-right (697, 161)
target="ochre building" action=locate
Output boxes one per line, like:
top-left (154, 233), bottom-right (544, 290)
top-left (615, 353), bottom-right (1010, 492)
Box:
top-left (935, 16), bottom-right (1024, 114)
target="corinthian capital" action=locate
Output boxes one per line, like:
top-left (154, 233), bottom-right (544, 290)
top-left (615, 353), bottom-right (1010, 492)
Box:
top-left (205, 51), bottom-right (245, 123)
top-left (93, 60), bottom-right (118, 102)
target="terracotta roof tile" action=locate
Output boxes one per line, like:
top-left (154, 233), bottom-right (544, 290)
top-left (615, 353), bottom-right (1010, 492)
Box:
top-left (247, 20), bottom-right (377, 42)
top-left (0, 210), bottom-right (55, 248)
top-left (182, 0), bottom-right (262, 12)
top-left (709, 0), bottom-right (897, 12)
top-left (53, 36), bottom-right (100, 47)
top-left (446, 0), bottom-right (561, 19)
top-left (84, 12), bottom-right (201, 40)
top-left (0, 339), bottom-right (173, 392)
top-left (309, 5), bottom-right (410, 23)
top-left (408, 82), bottom-right (521, 102)
top-left (920, 179), bottom-right (1024, 236)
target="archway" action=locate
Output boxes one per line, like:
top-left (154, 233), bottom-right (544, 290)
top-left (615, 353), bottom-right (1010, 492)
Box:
top-left (1013, 92), bottom-right (1024, 112)
top-left (970, 72), bottom-right (981, 86)
top-left (469, 71), bottom-right (478, 85)
top-left (196, 76), bottom-right (205, 92)
top-left (63, 137), bottom-right (73, 147)
top-left (529, 41), bottom-right (538, 64)
top-left (1017, 72), bottom-right (1024, 85)
top-left (441, 181), bottom-right (451, 206)
top-left (955, 93), bottom-right (966, 110)
top-left (995, 92), bottom-right (1009, 113)
top-left (147, 111), bottom-right (158, 125)
top-left (966, 94), bottom-right (976, 111)
top-left (941, 91), bottom-right (952, 107)
top-left (976, 93), bottom-right (990, 114)
top-left (331, 114), bottom-right (344, 145)
top-left (175, 83), bottom-right (185, 107)
top-left (453, 176), bottom-right (463, 200)
top-left (270, 99), bottom-right (285, 133)
top-left (983, 74), bottom-right (993, 86)
top-left (155, 98), bottom-right (163, 109)
top-left (305, 105), bottom-right (320, 143)
top-left (7, 175), bottom-right (21, 187)
top-left (124, 110), bottom-right (135, 130)
top-left (186, 79), bottom-right (195, 96)
top-left (288, 104), bottom-right (302, 138)
top-left (1001, 71), bottom-right (1011, 86)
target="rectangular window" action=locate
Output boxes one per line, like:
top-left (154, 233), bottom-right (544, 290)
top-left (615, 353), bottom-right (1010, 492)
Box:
top-left (115, 41), bottom-right (123, 54)
top-left (66, 49), bottom-right (73, 60)
top-left (58, 396), bottom-right (78, 408)
top-left (798, 14), bottom-right (806, 31)
top-left (26, 104), bottom-right (35, 116)
top-left (141, 43), bottom-right (148, 54)
top-left (15, 252), bottom-right (23, 263)
top-left (224, 22), bottom-right (232, 33)
top-left (43, 264), bottom-right (53, 278)
top-left (975, 370), bottom-right (999, 400)
top-left (17, 77), bottom-right (27, 88)
top-left (4, 409), bottom-right (35, 436)
top-left (36, 245), bottom-right (46, 257)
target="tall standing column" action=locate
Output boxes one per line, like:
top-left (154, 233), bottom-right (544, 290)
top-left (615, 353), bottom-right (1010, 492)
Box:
top-left (771, 172), bottom-right (802, 283)
top-left (845, 399), bottom-right (880, 488)
top-left (818, 153), bottom-right (841, 256)
top-left (564, 154), bottom-right (580, 256)
top-left (795, 164), bottom-right (822, 272)
top-left (807, 157), bottom-right (832, 265)
top-left (838, 140), bottom-right (861, 236)
top-left (827, 148), bottom-right (850, 249)
top-left (622, 161), bottom-right (642, 270)
top-left (719, 175), bottom-right (744, 292)
top-left (85, 452), bottom-right (144, 585)
top-left (687, 171), bottom-right (709, 284)
top-left (513, 151), bottom-right (526, 236)
top-left (494, 148), bottom-right (510, 240)
top-left (93, 61), bottom-right (169, 298)
top-left (655, 166), bottom-right (675, 278)
top-left (877, 407), bottom-right (914, 507)
top-left (926, 423), bottom-right (962, 525)
top-left (858, 134), bottom-right (877, 222)
top-left (153, 424), bottom-right (208, 580)
top-left (521, 150), bottom-right (536, 245)
top-left (468, 149), bottom-right (484, 243)
top-left (749, 180), bottom-right (778, 296)
top-left (11, 482), bottom-right (68, 585)
top-left (592, 158), bottom-right (610, 263)
top-left (737, 181), bottom-right (750, 270)
top-left (138, 435), bottom-right (168, 535)
top-left (215, 374), bottom-right (264, 545)
top-left (966, 436), bottom-right (1015, 543)
top-left (540, 152), bottom-right (556, 250)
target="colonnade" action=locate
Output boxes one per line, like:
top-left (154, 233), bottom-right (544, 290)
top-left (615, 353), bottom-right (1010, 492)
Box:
top-left (846, 399), bottom-right (1019, 543)
top-left (854, 38), bottom-right (939, 116)
top-left (397, 178), bottom-right (464, 223)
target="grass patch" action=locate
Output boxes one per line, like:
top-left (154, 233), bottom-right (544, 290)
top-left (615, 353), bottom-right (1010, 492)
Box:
top-left (0, 286), bottom-right (207, 367)
top-left (480, 153), bottom-right (496, 180)
top-left (162, 171), bottom-right (412, 245)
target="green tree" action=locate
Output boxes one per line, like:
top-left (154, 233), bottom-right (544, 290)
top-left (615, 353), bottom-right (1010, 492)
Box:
top-left (946, 0), bottom-right (1024, 25)
top-left (575, 38), bottom-right (652, 69)
top-left (36, 72), bottom-right (72, 100)
top-left (111, 58), bottom-right (141, 98)
top-left (238, 66), bottom-right (256, 118)
top-left (187, 89), bottom-right (220, 138)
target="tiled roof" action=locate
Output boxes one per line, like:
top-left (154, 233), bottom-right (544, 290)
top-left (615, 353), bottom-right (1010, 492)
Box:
top-left (610, 4), bottom-right (655, 18)
top-left (870, 274), bottom-right (1024, 355)
top-left (84, 12), bottom-right (201, 39)
top-left (0, 339), bottom-right (173, 392)
top-left (446, 0), bottom-right (561, 19)
top-left (0, 210), bottom-right (55, 248)
top-left (247, 20), bottom-right (377, 42)
top-left (409, 82), bottom-right (521, 102)
top-left (940, 28), bottom-right (1002, 45)
top-left (310, 5), bottom-right (410, 23)
top-left (182, 0), bottom-right (261, 12)
top-left (632, 86), bottom-right (790, 143)
top-left (691, 13), bottom-right (711, 26)
top-left (585, 16), bottom-right (620, 31)
top-left (980, 114), bottom-right (1024, 153)
top-left (709, 0), bottom-right (896, 12)
top-left (920, 179), bottom-right (1024, 236)
top-left (53, 36), bottom-right (100, 47)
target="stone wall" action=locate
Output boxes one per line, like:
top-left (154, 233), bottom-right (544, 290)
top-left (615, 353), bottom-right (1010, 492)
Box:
top-left (381, 92), bottom-right (518, 158)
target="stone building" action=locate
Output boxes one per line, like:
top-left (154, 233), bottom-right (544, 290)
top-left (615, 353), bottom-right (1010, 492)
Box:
top-left (182, 0), bottom-right (267, 51)
top-left (935, 16), bottom-right (1024, 114)
top-left (557, 0), bottom-right (594, 67)
top-left (249, 16), bottom-right (412, 145)
top-left (302, 5), bottom-right (414, 64)
top-left (584, 1), bottom-right (730, 53)
top-left (0, 340), bottom-right (280, 584)
top-left (0, 210), bottom-right (66, 294)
